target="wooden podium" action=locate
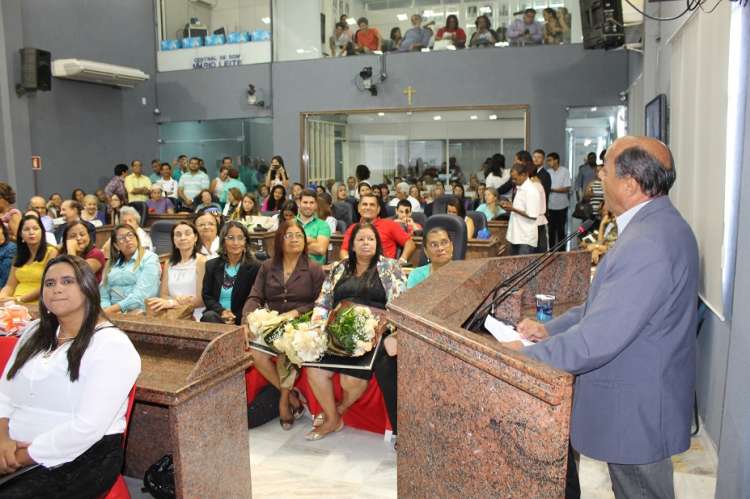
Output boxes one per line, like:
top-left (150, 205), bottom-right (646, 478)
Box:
top-left (111, 316), bottom-right (253, 499)
top-left (388, 251), bottom-right (591, 498)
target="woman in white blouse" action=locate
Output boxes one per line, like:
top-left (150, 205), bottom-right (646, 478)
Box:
top-left (146, 221), bottom-right (206, 320)
top-left (0, 254), bottom-right (141, 497)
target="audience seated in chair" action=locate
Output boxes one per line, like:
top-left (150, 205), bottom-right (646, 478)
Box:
top-left (201, 221), bottom-right (259, 325)
top-left (0, 255), bottom-right (141, 498)
top-left (0, 216), bottom-right (58, 304)
top-left (307, 223), bottom-right (406, 441)
top-left (242, 220), bottom-right (326, 430)
top-left (147, 221), bottom-right (206, 321)
top-left (100, 224), bottom-right (160, 315)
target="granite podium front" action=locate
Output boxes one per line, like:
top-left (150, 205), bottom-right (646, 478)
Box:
top-left (110, 316), bottom-right (253, 499)
top-left (388, 251), bottom-right (591, 498)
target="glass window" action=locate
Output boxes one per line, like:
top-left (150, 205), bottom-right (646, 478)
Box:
top-left (157, 0), bottom-right (271, 71)
top-left (303, 107), bottom-right (527, 192)
top-left (158, 117), bottom-right (273, 191)
top-left (274, 0), bottom-right (581, 62)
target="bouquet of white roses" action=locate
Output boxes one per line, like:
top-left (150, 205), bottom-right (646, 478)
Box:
top-left (272, 321), bottom-right (328, 367)
top-left (325, 304), bottom-right (381, 357)
top-left (246, 308), bottom-right (289, 349)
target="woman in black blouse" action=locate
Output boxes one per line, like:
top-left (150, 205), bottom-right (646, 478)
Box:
top-left (201, 221), bottom-right (259, 325)
top-left (307, 223), bottom-right (406, 440)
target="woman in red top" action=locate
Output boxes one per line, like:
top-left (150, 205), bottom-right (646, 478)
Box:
top-left (60, 221), bottom-right (106, 283)
top-left (436, 14), bottom-right (466, 49)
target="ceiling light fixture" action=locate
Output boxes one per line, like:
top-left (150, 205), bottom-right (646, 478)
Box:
top-left (397, 13), bottom-right (408, 21)
top-left (378, 112), bottom-right (385, 116)
top-left (470, 115), bottom-right (478, 120)
top-left (489, 114), bottom-right (498, 120)
top-left (433, 115), bottom-right (442, 121)
top-left (261, 17), bottom-right (271, 24)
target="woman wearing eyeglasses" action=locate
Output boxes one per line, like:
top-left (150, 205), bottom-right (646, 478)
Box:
top-left (371, 227), bottom-right (454, 445)
top-left (99, 224), bottom-right (161, 315)
top-left (201, 221), bottom-right (259, 325)
top-left (242, 220), bottom-right (326, 430)
top-left (194, 212), bottom-right (221, 260)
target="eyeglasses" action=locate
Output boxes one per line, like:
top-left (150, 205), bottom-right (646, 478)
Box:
top-left (116, 233), bottom-right (136, 242)
top-left (427, 239), bottom-right (451, 250)
top-left (283, 232), bottom-right (305, 240)
top-left (224, 235), bottom-right (246, 242)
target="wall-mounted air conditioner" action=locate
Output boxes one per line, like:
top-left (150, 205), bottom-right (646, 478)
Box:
top-left (51, 59), bottom-right (150, 88)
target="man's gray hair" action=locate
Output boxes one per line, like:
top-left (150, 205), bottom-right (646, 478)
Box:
top-left (615, 146), bottom-right (676, 197)
top-left (118, 205), bottom-right (141, 225)
top-left (396, 182), bottom-right (410, 194)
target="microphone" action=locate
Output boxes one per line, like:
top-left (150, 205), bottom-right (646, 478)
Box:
top-left (463, 219), bottom-right (595, 332)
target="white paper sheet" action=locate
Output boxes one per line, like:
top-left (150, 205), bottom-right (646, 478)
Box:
top-left (484, 315), bottom-right (534, 347)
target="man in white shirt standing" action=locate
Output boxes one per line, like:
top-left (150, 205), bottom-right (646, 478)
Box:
top-left (546, 152), bottom-right (572, 250)
top-left (500, 163), bottom-right (541, 255)
top-left (388, 182), bottom-right (422, 213)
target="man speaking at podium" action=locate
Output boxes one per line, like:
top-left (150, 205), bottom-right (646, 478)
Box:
top-left (511, 136), bottom-right (699, 499)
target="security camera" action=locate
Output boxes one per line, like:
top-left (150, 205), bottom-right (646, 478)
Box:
top-left (247, 84), bottom-right (257, 105)
top-left (358, 66), bottom-right (377, 96)
top-left (153, 107), bottom-right (161, 115)
top-left (359, 66), bottom-right (373, 86)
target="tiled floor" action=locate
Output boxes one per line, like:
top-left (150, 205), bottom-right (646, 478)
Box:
top-left (127, 418), bottom-right (716, 498)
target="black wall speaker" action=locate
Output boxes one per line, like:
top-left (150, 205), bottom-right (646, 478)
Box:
top-left (18, 47), bottom-right (51, 93)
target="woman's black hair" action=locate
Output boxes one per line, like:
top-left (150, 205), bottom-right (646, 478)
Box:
top-left (218, 220), bottom-right (255, 265)
top-left (267, 185), bottom-right (287, 211)
top-left (71, 188), bottom-right (86, 200)
top-left (445, 197), bottom-right (466, 217)
top-left (6, 255), bottom-right (104, 382)
top-left (452, 183), bottom-right (466, 198)
top-left (169, 221), bottom-right (200, 265)
top-left (446, 14), bottom-right (459, 30)
top-left (60, 221), bottom-right (95, 257)
top-left (345, 222), bottom-right (383, 276)
top-left (390, 26), bottom-right (401, 40)
top-left (280, 200), bottom-right (298, 219)
top-left (355, 164), bottom-right (371, 181)
top-left (489, 153), bottom-right (506, 176)
top-left (475, 14), bottom-right (491, 28)
top-left (13, 215), bottom-right (48, 267)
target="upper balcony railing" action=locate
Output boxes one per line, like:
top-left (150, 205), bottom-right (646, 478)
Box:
top-left (155, 0), bottom-right (582, 72)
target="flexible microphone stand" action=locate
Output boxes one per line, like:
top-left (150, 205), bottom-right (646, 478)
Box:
top-left (463, 219), bottom-right (595, 332)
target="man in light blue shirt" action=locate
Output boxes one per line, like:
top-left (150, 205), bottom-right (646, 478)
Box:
top-left (178, 157), bottom-right (210, 209)
top-left (507, 9), bottom-right (543, 45)
top-left (399, 14), bottom-right (434, 51)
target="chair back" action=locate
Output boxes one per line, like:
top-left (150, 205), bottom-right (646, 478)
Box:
top-left (336, 219), bottom-right (348, 234)
top-left (384, 204), bottom-right (396, 218)
top-left (466, 210), bottom-right (487, 237)
top-left (412, 212), bottom-right (427, 229)
top-left (101, 386), bottom-right (136, 499)
top-left (127, 201), bottom-right (148, 226)
top-left (149, 220), bottom-right (179, 255)
top-left (418, 214), bottom-right (468, 265)
top-left (332, 201), bottom-right (353, 228)
top-left (261, 210), bottom-right (279, 217)
top-left (431, 195), bottom-right (458, 215)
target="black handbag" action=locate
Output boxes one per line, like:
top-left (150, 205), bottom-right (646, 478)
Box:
top-left (143, 454), bottom-right (175, 499)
